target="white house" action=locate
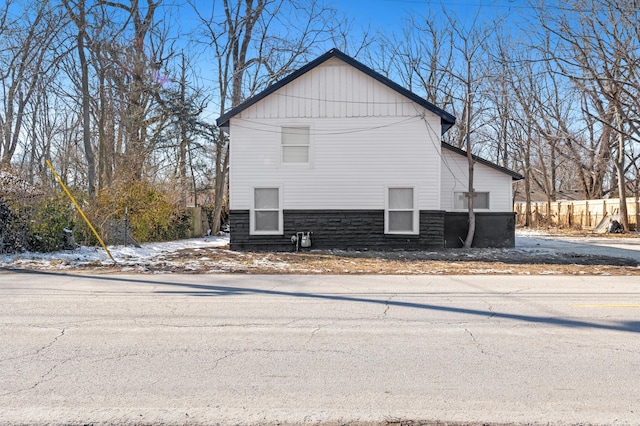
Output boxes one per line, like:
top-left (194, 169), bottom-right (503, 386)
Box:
top-left (217, 49), bottom-right (523, 251)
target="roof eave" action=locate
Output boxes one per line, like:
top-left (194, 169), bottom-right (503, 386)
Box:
top-left (441, 142), bottom-right (524, 181)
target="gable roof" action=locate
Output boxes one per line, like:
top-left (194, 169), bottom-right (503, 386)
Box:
top-left (442, 142), bottom-right (524, 181)
top-left (216, 48), bottom-right (456, 134)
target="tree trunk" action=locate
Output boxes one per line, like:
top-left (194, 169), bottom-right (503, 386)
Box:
top-left (210, 130), bottom-right (229, 234)
top-left (463, 86), bottom-right (475, 248)
top-left (77, 10), bottom-right (95, 199)
top-left (614, 110), bottom-right (629, 232)
top-left (524, 133), bottom-right (532, 227)
top-left (178, 53), bottom-right (188, 206)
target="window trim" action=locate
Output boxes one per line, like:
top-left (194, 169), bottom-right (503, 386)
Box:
top-left (280, 125), bottom-right (311, 166)
top-left (453, 191), bottom-right (490, 211)
top-left (250, 186), bottom-right (283, 235)
top-left (385, 186), bottom-right (419, 235)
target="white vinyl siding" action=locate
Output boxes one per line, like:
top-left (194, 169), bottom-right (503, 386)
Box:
top-left (386, 187), bottom-right (418, 234)
top-left (251, 187), bottom-right (282, 235)
top-left (228, 56), bottom-right (444, 212)
top-left (238, 58), bottom-right (421, 120)
top-left (281, 127), bottom-right (310, 163)
top-left (229, 115), bottom-right (441, 210)
top-left (440, 149), bottom-right (513, 212)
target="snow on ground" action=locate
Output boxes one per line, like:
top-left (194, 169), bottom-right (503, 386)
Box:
top-left (515, 229), bottom-right (640, 262)
top-left (1, 230), bottom-right (639, 273)
top-left (0, 235), bottom-right (229, 271)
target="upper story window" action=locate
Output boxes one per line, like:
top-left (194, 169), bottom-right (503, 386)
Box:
top-left (281, 127), bottom-right (310, 164)
top-left (385, 187), bottom-right (418, 234)
top-left (454, 191), bottom-right (490, 210)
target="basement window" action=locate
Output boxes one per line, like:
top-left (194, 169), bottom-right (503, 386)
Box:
top-left (385, 187), bottom-right (418, 234)
top-left (251, 187), bottom-right (282, 235)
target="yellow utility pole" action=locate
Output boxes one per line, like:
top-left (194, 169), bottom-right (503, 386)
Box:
top-left (45, 160), bottom-right (116, 263)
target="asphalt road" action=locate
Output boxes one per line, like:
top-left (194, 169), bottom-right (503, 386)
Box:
top-left (1, 272), bottom-right (639, 425)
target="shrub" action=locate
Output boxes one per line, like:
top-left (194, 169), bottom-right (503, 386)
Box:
top-left (1, 192), bottom-right (76, 253)
top-left (90, 181), bottom-right (191, 243)
top-left (2, 179), bottom-right (191, 252)
top-left (0, 198), bottom-right (28, 254)
top-left (25, 193), bottom-right (76, 252)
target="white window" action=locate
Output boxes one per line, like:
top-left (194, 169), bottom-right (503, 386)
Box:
top-left (454, 191), bottom-right (490, 210)
top-left (385, 187), bottom-right (418, 234)
top-left (251, 187), bottom-right (282, 234)
top-left (281, 127), bottom-right (310, 163)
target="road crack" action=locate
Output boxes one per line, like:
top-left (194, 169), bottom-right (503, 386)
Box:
top-left (210, 352), bottom-right (240, 370)
top-left (0, 328), bottom-right (71, 396)
top-left (0, 356), bottom-right (74, 397)
top-left (36, 328), bottom-right (66, 355)
top-left (465, 328), bottom-right (488, 355)
top-left (305, 322), bottom-right (335, 346)
top-left (381, 294), bottom-right (397, 319)
top-left (0, 328), bottom-right (66, 364)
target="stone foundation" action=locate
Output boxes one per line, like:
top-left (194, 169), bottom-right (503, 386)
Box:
top-left (229, 210), bottom-right (516, 251)
top-left (229, 210), bottom-right (445, 251)
top-left (444, 212), bottom-right (516, 248)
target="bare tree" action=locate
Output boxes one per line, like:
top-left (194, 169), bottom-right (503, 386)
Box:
top-left (152, 50), bottom-right (208, 206)
top-left (16, 68), bottom-right (66, 185)
top-left (192, 0), bottom-right (346, 233)
top-left (536, 0), bottom-right (640, 231)
top-left (495, 34), bottom-right (555, 224)
top-left (98, 0), bottom-right (163, 180)
top-left (445, 12), bottom-right (500, 248)
top-left (372, 7), bottom-right (505, 245)
top-left (0, 1), bottom-right (64, 167)
top-left (373, 13), bottom-right (455, 111)
top-left (62, 0), bottom-right (97, 198)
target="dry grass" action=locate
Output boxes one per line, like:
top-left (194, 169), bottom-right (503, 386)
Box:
top-left (8, 229), bottom-right (639, 276)
top-left (130, 245), bottom-right (640, 276)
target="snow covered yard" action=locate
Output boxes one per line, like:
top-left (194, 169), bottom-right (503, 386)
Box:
top-left (1, 230), bottom-right (639, 275)
top-left (0, 235), bottom-right (230, 273)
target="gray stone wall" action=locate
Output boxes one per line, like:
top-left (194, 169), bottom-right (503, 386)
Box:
top-left (229, 210), bottom-right (445, 251)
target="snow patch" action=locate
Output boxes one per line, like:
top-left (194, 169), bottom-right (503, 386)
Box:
top-left (0, 235), bottom-right (229, 270)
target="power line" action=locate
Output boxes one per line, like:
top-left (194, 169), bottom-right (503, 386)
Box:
top-left (230, 116), bottom-right (421, 135)
top-left (413, 105), bottom-right (468, 189)
top-left (271, 92), bottom-right (421, 105)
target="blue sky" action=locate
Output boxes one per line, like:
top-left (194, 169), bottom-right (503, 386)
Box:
top-left (338, 0), bottom-right (527, 32)
top-left (176, 0), bottom-right (536, 119)
top-left (341, 0), bottom-right (431, 28)
top-left (178, 0), bottom-right (531, 40)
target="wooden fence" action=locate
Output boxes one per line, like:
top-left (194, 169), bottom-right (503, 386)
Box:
top-left (514, 197), bottom-right (640, 231)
